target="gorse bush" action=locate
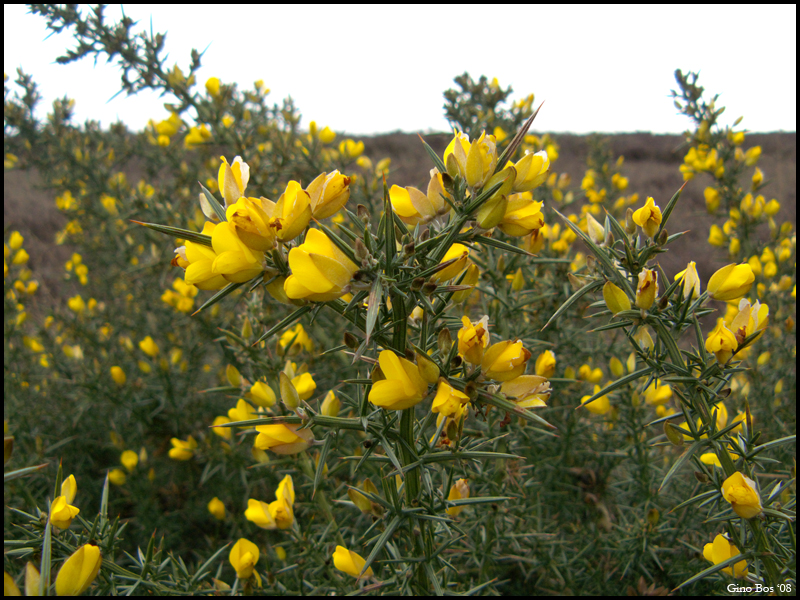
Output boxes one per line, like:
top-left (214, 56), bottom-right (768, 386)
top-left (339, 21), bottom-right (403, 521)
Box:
top-left (4, 6), bottom-right (795, 596)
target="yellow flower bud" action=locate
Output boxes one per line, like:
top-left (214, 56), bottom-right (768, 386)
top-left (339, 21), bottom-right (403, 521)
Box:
top-left (320, 390), bottom-right (340, 417)
top-left (635, 269), bottom-right (658, 310)
top-left (703, 534), bottom-right (748, 578)
top-left (535, 350), bottom-right (556, 378)
top-left (705, 318), bottom-right (738, 364)
top-left (431, 380), bottom-right (470, 417)
top-left (707, 264), bottom-right (755, 301)
top-left (254, 424), bottom-right (312, 455)
top-left (168, 436), bottom-right (197, 460)
top-left (229, 538), bottom-right (260, 580)
top-left (110, 366), bottom-right (126, 386)
top-left (333, 546), bottom-right (373, 579)
top-left (445, 478), bottom-right (470, 517)
top-left (306, 171), bottom-right (351, 219)
top-left (481, 340), bottom-right (531, 382)
top-left (55, 544), bottom-right (102, 596)
top-left (208, 497), bottom-right (226, 520)
top-left (432, 244), bottom-right (470, 283)
top-left (120, 450), bottom-right (138, 471)
top-left (500, 375), bottom-right (551, 408)
top-left (721, 471), bottom-right (762, 519)
top-left (368, 350), bottom-right (429, 410)
top-left (632, 197), bottom-right (662, 238)
top-left (603, 281), bottom-right (632, 314)
top-left (457, 315), bottom-right (490, 365)
top-left (284, 229), bottom-right (358, 302)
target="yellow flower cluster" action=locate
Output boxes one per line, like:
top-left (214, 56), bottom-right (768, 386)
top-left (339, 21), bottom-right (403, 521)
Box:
top-left (245, 474), bottom-right (296, 530)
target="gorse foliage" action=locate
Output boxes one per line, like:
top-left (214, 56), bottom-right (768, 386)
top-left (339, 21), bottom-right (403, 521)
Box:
top-left (4, 6), bottom-right (796, 596)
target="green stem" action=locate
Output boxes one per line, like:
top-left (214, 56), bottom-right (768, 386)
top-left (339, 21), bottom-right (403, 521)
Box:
top-left (299, 451), bottom-right (345, 546)
top-left (749, 519), bottom-right (782, 592)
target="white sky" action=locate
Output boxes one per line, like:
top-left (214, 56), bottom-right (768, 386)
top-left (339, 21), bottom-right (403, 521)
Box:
top-left (4, 4), bottom-right (797, 135)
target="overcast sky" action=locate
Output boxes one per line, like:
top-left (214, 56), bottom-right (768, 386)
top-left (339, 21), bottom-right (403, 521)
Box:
top-left (4, 4), bottom-right (797, 135)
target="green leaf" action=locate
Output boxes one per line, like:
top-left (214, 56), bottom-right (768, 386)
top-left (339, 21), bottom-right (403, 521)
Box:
top-left (199, 182), bottom-right (227, 222)
top-left (474, 234), bottom-right (532, 256)
top-left (313, 433), bottom-right (335, 496)
top-left (192, 280), bottom-right (246, 316)
top-left (3, 463), bottom-right (48, 482)
top-left (365, 277), bottom-right (383, 345)
top-left (581, 367), bottom-right (652, 406)
top-left (553, 207), bottom-right (634, 298)
top-left (542, 279), bottom-right (604, 331)
top-left (476, 390), bottom-right (555, 429)
top-left (361, 515), bottom-right (403, 577)
top-left (659, 440), bottom-right (704, 492)
top-left (131, 221), bottom-right (213, 247)
top-left (252, 305), bottom-right (313, 346)
top-left (656, 181), bottom-right (687, 238)
top-left (418, 134), bottom-right (447, 175)
top-left (674, 550), bottom-right (750, 591)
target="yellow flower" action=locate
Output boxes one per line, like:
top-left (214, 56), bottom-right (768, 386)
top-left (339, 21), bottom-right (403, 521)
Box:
top-left (245, 478), bottom-right (295, 531)
top-left (338, 139), bottom-right (364, 159)
top-left (306, 170), bottom-right (351, 219)
top-left (120, 450), bottom-right (138, 471)
top-left (643, 380), bottom-right (672, 406)
top-left (511, 150), bottom-right (550, 192)
top-left (445, 478), bottom-right (470, 517)
top-left (707, 264), bottom-right (755, 301)
top-left (635, 269), bottom-right (658, 310)
top-left (284, 229), bottom-right (358, 302)
top-left (248, 380), bottom-right (277, 409)
top-left (632, 197), bottom-right (662, 238)
top-left (721, 471), bottom-right (763, 519)
top-left (228, 399), bottom-right (257, 425)
top-left (603, 281), bottom-right (631, 314)
top-left (369, 350), bottom-right (430, 410)
top-left (55, 544), bottom-right (102, 596)
top-left (208, 497), bottom-right (225, 520)
top-left (175, 223), bottom-right (227, 290)
top-left (270, 181), bottom-right (313, 242)
top-left (67, 295), bottom-right (86, 313)
top-left (432, 244), bottom-right (470, 283)
top-left (443, 130), bottom-right (498, 188)
top-left (704, 187), bottom-right (720, 213)
top-left (108, 468), bottom-right (127, 486)
top-left (50, 475), bottom-right (79, 529)
top-left (168, 436), bottom-right (198, 461)
top-left (206, 77), bottom-right (221, 98)
top-left (705, 318), bottom-right (738, 364)
top-left (279, 324), bottom-right (314, 354)
top-left (581, 384), bottom-right (611, 415)
top-left (110, 366), bottom-right (126, 386)
top-left (210, 221), bottom-right (264, 283)
top-left (225, 196), bottom-right (276, 252)
top-left (498, 195), bottom-right (545, 237)
top-left (253, 423), bottom-right (313, 454)
top-left (703, 534), bottom-right (748, 578)
top-left (332, 546), bottom-right (373, 579)
top-left (534, 350), bottom-right (556, 378)
top-left (457, 315), bottom-right (490, 365)
top-left (218, 156), bottom-right (249, 207)
top-left (244, 499), bottom-right (278, 529)
top-left (389, 184), bottom-right (442, 226)
top-left (674, 261), bottom-right (701, 300)
top-left (229, 538), bottom-right (260, 580)
top-left (431, 380), bottom-right (470, 417)
top-left (500, 375), bottom-right (551, 408)
top-left (728, 298), bottom-right (769, 346)
top-left (291, 372), bottom-right (317, 401)
top-left (481, 340), bottom-right (531, 382)
top-left (211, 416), bottom-right (232, 440)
